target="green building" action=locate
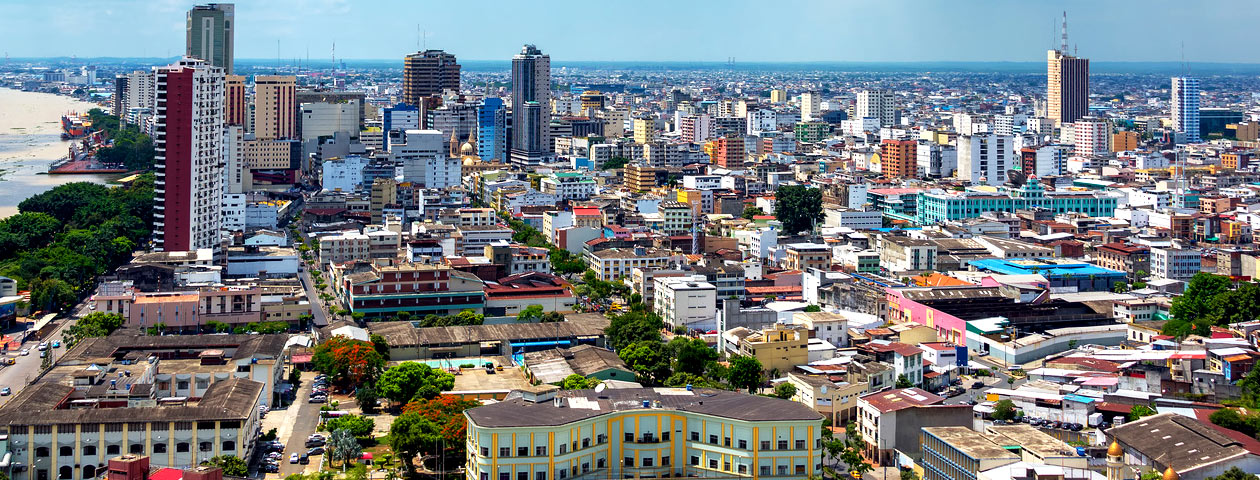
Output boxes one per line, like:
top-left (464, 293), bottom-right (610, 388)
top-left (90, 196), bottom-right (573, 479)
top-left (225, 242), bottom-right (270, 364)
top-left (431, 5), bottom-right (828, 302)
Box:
top-left (915, 176), bottom-right (1118, 224)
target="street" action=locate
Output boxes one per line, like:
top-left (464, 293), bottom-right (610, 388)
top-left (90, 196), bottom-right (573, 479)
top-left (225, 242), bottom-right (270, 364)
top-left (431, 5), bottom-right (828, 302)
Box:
top-left (298, 267), bottom-right (331, 328)
top-left (0, 301), bottom-right (85, 407)
top-left (277, 378), bottom-right (324, 477)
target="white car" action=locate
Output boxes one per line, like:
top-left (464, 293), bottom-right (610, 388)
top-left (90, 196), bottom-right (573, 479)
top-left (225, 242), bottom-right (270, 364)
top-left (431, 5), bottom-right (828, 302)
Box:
top-left (19, 349), bottom-right (29, 356)
top-left (289, 453), bottom-right (300, 464)
top-left (36, 343), bottom-right (47, 351)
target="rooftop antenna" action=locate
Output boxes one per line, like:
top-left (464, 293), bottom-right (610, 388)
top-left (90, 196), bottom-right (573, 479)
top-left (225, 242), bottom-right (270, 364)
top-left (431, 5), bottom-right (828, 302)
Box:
top-left (416, 24), bottom-right (421, 50)
top-left (1060, 11), bottom-right (1068, 54)
top-left (331, 41), bottom-right (336, 71)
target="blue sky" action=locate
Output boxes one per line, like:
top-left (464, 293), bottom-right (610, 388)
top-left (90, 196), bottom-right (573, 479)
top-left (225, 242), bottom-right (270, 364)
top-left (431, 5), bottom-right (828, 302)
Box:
top-left (2, 0), bottom-right (1258, 63)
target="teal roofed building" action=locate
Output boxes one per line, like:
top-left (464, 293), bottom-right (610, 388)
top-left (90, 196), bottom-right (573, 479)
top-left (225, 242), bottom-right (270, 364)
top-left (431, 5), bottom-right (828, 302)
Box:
top-left (968, 258), bottom-right (1127, 292)
top-left (915, 176), bottom-right (1119, 225)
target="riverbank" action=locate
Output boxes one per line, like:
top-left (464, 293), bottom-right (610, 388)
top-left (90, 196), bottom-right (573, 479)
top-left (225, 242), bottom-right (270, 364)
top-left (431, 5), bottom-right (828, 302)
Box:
top-left (0, 88), bottom-right (115, 218)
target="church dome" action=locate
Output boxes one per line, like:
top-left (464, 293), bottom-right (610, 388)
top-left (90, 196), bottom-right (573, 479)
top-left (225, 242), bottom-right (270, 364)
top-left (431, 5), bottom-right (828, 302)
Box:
top-left (1163, 467), bottom-right (1179, 480)
top-left (461, 141), bottom-right (475, 155)
top-left (1107, 441), bottom-right (1122, 457)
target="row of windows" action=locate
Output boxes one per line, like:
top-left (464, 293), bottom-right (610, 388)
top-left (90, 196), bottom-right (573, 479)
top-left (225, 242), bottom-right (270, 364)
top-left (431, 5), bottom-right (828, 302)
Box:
top-left (14, 421), bottom-right (235, 435)
top-left (32, 440), bottom-right (233, 458)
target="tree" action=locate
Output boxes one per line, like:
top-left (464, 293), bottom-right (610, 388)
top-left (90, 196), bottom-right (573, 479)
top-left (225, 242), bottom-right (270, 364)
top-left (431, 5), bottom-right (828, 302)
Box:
top-left (1113, 282), bottom-right (1130, 293)
top-left (901, 470), bottom-right (920, 480)
top-left (389, 412), bottom-right (441, 472)
top-left (840, 422), bottom-right (872, 478)
top-left (356, 386), bottom-right (380, 414)
top-left (1206, 467), bottom-right (1260, 480)
top-left (328, 428), bottom-right (362, 470)
top-left (602, 157), bottom-right (630, 170)
top-left (605, 311), bottom-right (663, 351)
top-left (772, 185), bottom-right (823, 234)
top-left (289, 369), bottom-right (302, 385)
top-left (773, 382), bottom-right (797, 399)
top-left (619, 340), bottom-right (670, 385)
top-left (311, 337), bottom-right (386, 387)
top-left (64, 312), bottom-right (124, 345)
top-left (667, 337), bottom-right (718, 376)
top-left (1169, 273), bottom-right (1232, 322)
top-left (1128, 404), bottom-right (1156, 422)
top-left (1239, 365), bottom-right (1260, 407)
top-left (992, 399), bottom-right (1017, 421)
top-left (377, 362), bottom-right (455, 404)
top-left (741, 206), bottom-right (764, 220)
top-left (559, 374), bottom-right (600, 390)
top-left (895, 375), bottom-right (914, 389)
top-left (326, 414), bottom-right (375, 438)
top-left (370, 333), bottom-right (391, 361)
top-left (803, 304), bottom-right (822, 312)
top-left (401, 395), bottom-right (482, 454)
top-left (728, 355), bottom-right (764, 393)
top-left (540, 311), bottom-right (565, 323)
top-left (201, 455), bottom-right (248, 477)
top-left (516, 304), bottom-right (545, 323)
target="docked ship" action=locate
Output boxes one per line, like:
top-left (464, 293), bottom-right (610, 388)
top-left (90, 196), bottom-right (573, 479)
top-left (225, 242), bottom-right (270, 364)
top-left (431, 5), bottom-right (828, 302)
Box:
top-left (60, 113), bottom-right (92, 139)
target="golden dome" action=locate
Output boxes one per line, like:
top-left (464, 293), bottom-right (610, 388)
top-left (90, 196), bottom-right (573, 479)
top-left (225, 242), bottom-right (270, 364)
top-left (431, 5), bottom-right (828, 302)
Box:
top-left (460, 142), bottom-right (475, 155)
top-left (1107, 441), bottom-right (1123, 457)
top-left (1163, 467), bottom-right (1179, 480)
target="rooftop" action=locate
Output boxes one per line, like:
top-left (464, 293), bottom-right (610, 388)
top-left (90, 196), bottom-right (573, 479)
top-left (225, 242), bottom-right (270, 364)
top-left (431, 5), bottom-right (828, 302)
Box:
top-left (1108, 412), bottom-right (1251, 475)
top-left (466, 387), bottom-right (822, 428)
top-left (859, 387), bottom-right (943, 413)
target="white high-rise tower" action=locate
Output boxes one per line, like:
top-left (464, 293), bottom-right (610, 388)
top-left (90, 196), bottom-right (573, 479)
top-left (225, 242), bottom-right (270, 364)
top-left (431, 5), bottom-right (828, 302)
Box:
top-left (1171, 76), bottom-right (1201, 144)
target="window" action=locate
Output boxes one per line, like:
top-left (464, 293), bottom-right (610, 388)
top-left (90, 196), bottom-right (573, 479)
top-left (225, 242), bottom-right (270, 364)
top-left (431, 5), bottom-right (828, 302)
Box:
top-left (708, 459), bottom-right (718, 469)
top-left (83, 445), bottom-right (97, 456)
top-left (760, 441), bottom-right (770, 451)
top-left (107, 445), bottom-right (120, 455)
top-left (760, 466), bottom-right (771, 476)
top-left (59, 446), bottom-right (72, 457)
top-left (535, 446), bottom-right (546, 456)
top-left (777, 440), bottom-right (788, 450)
top-left (517, 447), bottom-right (528, 457)
top-left (129, 444), bottom-right (143, 454)
top-left (708, 434), bottom-right (718, 444)
top-left (536, 473), bottom-right (547, 480)
top-left (597, 459), bottom-right (606, 469)
top-left (624, 457), bottom-right (633, 467)
top-left (36, 447), bottom-right (49, 457)
top-left (481, 473), bottom-right (489, 480)
top-left (642, 457), bottom-right (653, 467)
top-left (795, 440), bottom-right (805, 450)
top-left (557, 470), bottom-right (566, 480)
top-left (222, 441), bottom-right (235, 451)
top-left (83, 466), bottom-right (97, 478)
top-left (582, 438), bottom-right (590, 448)
top-left (795, 465), bottom-right (806, 475)
top-left (177, 381), bottom-right (189, 390)
top-left (153, 443), bottom-right (167, 454)
top-left (177, 443), bottom-right (190, 453)
top-left (777, 466), bottom-right (788, 476)
top-left (518, 472), bottom-right (528, 480)
top-left (500, 473), bottom-right (510, 480)
top-left (690, 432), bottom-right (699, 441)
top-left (737, 439), bottom-right (747, 450)
top-left (558, 444), bottom-right (566, 454)
top-left (500, 447), bottom-right (511, 457)
top-left (661, 431), bottom-right (670, 441)
top-left (481, 447), bottom-right (489, 456)
top-left (199, 442), bottom-right (211, 452)
top-left (59, 466), bottom-right (72, 480)
top-left (689, 456), bottom-right (699, 466)
top-left (597, 434), bottom-right (607, 444)
top-left (724, 461), bottom-right (731, 472)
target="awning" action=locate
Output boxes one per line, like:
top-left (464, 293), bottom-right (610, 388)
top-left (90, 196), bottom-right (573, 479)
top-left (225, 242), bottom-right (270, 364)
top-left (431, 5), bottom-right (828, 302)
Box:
top-left (292, 354), bottom-right (313, 363)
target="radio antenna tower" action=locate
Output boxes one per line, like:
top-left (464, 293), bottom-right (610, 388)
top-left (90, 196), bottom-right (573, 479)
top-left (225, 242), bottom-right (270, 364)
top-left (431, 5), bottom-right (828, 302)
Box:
top-left (1060, 11), bottom-right (1068, 53)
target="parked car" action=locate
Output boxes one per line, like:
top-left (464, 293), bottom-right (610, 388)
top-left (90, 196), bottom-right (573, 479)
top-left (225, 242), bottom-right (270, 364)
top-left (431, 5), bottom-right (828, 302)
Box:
top-left (970, 381), bottom-right (984, 389)
top-left (37, 343), bottom-right (47, 351)
top-left (19, 349), bottom-right (28, 356)
top-left (0, 387), bottom-right (10, 396)
top-left (264, 464), bottom-right (279, 473)
top-left (289, 453), bottom-right (300, 464)
top-left (307, 447), bottom-right (324, 456)
top-left (308, 396), bottom-right (326, 404)
top-left (299, 454), bottom-right (310, 465)
top-left (51, 341), bottom-right (60, 348)
top-left (1007, 365), bottom-right (1023, 372)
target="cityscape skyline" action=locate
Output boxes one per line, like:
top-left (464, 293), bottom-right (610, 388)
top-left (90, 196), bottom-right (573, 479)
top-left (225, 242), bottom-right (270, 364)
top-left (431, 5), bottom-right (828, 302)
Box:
top-left (3, 0), bottom-right (1260, 63)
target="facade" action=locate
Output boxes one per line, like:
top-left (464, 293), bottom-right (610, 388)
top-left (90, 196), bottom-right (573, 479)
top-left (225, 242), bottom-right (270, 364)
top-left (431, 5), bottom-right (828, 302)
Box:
top-left (1073, 117), bottom-right (1109, 156)
top-left (341, 263), bottom-right (485, 317)
top-left (1171, 76), bottom-right (1201, 143)
top-left (737, 325), bottom-right (809, 374)
top-left (1047, 40), bottom-right (1088, 126)
top-left (857, 89), bottom-right (895, 126)
top-left (153, 58), bottom-right (224, 252)
top-left (585, 248), bottom-right (676, 281)
top-left (857, 388), bottom-right (964, 466)
top-left (318, 231), bottom-right (369, 265)
top-left (653, 275), bottom-right (717, 331)
top-left (881, 139), bottom-right (917, 178)
top-left (706, 136), bottom-right (746, 170)
top-left (464, 387), bottom-right (824, 480)
top-left (783, 244), bottom-right (831, 272)
top-left (185, 3), bottom-right (234, 74)
top-left (1150, 246), bottom-right (1201, 281)
top-left (916, 177), bottom-right (1118, 224)
top-left (478, 98), bottom-right (506, 161)
top-left (395, 129), bottom-right (460, 189)
top-left (510, 45), bottom-right (551, 166)
top-left (403, 50), bottom-right (460, 106)
top-left (956, 134), bottom-right (1011, 186)
top-left (540, 172), bottom-right (597, 201)
top-left (252, 75), bottom-right (296, 140)
top-left (879, 236), bottom-right (937, 273)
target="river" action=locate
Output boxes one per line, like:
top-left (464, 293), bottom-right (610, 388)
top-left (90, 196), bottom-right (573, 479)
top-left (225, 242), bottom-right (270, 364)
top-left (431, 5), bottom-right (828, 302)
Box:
top-left (0, 88), bottom-right (117, 218)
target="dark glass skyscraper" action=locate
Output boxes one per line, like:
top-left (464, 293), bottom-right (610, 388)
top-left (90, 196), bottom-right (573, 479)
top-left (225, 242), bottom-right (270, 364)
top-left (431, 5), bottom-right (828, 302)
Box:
top-left (510, 44), bottom-right (551, 166)
top-left (186, 3), bottom-right (234, 75)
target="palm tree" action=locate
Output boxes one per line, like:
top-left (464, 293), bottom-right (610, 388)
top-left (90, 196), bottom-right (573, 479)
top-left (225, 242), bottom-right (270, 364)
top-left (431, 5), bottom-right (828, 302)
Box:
top-left (328, 428), bottom-right (361, 471)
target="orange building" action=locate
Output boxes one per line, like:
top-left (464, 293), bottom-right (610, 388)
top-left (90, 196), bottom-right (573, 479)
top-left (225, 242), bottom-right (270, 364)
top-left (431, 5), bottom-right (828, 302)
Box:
top-left (880, 139), bottom-right (918, 178)
top-left (1222, 152), bottom-right (1251, 170)
top-left (705, 136), bottom-right (746, 169)
top-left (1111, 131), bottom-right (1138, 152)
top-left (225, 75), bottom-right (246, 126)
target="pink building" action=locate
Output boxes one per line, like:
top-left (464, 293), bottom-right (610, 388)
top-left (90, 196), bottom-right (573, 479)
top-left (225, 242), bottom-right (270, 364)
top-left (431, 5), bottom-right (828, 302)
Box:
top-left (883, 287), bottom-right (970, 344)
top-left (130, 292), bottom-right (200, 329)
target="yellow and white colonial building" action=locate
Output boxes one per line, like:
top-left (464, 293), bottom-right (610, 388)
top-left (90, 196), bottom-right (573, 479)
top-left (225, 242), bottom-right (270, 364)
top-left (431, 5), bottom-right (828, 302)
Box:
top-left (465, 386), bottom-right (824, 480)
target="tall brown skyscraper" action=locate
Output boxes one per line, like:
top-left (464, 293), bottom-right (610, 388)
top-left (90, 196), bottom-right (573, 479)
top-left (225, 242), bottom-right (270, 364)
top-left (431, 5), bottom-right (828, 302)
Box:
top-left (254, 75), bottom-right (297, 140)
top-left (403, 50), bottom-right (460, 106)
top-left (1047, 12), bottom-right (1088, 126)
top-left (225, 74), bottom-right (246, 126)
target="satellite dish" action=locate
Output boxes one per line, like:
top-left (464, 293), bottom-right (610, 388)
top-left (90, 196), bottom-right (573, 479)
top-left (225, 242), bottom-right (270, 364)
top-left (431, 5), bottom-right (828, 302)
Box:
top-left (1007, 169), bottom-right (1027, 187)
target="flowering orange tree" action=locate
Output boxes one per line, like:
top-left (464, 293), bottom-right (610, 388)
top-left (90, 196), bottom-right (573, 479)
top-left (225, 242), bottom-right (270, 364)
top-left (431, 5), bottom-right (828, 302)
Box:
top-left (312, 336), bottom-right (386, 386)
top-left (402, 395), bottom-right (481, 451)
